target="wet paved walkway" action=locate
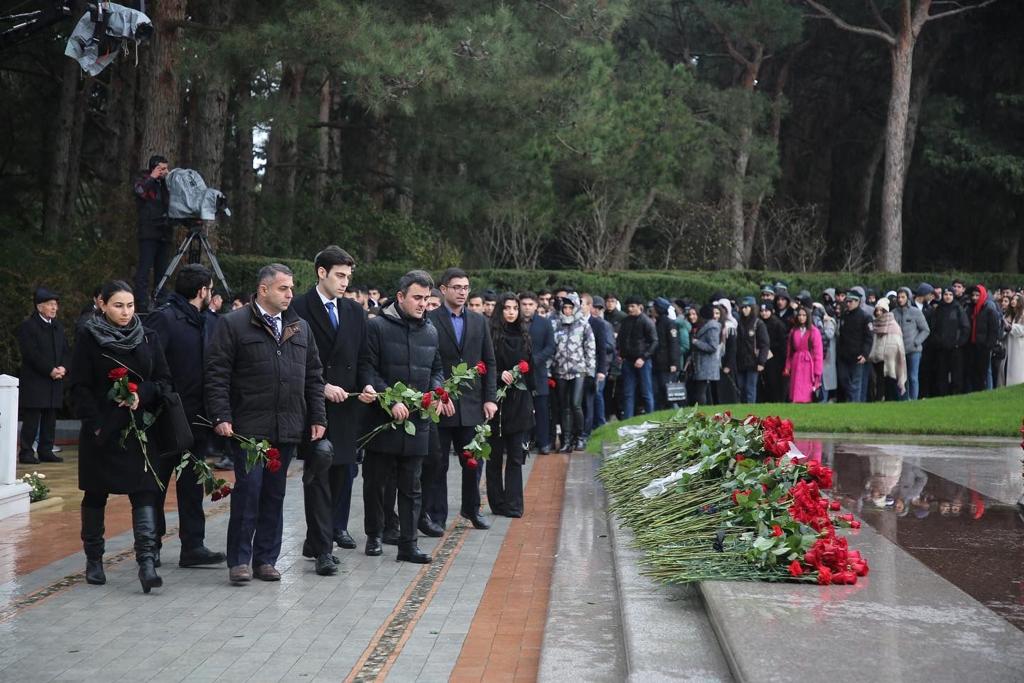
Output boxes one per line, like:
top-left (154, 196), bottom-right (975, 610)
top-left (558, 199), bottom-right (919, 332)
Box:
top-left (0, 448), bottom-right (565, 682)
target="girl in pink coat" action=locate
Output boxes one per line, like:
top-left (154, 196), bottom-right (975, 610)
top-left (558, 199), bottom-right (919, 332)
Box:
top-left (784, 307), bottom-right (823, 403)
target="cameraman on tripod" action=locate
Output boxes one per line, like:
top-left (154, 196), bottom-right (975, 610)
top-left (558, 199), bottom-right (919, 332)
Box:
top-left (133, 154), bottom-right (171, 312)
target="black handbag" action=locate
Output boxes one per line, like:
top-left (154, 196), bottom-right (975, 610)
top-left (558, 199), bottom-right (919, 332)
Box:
top-left (152, 392), bottom-right (195, 458)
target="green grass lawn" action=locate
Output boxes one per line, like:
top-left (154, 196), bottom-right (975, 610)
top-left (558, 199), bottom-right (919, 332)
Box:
top-left (588, 383), bottom-right (1024, 452)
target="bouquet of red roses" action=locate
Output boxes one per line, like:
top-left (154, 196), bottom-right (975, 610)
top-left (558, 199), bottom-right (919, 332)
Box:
top-left (105, 361), bottom-right (163, 491)
top-left (193, 416), bottom-right (282, 475)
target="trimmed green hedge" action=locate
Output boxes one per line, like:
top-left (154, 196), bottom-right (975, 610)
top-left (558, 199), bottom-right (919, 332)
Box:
top-left (218, 256), bottom-right (1023, 303)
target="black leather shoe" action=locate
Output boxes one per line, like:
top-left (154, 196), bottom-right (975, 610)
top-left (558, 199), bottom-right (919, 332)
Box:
top-left (396, 545), bottom-right (432, 564)
top-left (461, 512), bottom-right (491, 530)
top-left (418, 516), bottom-right (444, 538)
top-left (538, 446), bottom-right (551, 455)
top-left (302, 540), bottom-right (338, 563)
top-left (315, 554), bottom-right (339, 576)
top-left (38, 452), bottom-right (64, 463)
top-left (335, 530), bottom-right (357, 550)
top-left (19, 454), bottom-right (39, 465)
top-left (179, 546), bottom-right (226, 567)
top-left (382, 528), bottom-right (400, 545)
top-left (365, 537), bottom-right (383, 556)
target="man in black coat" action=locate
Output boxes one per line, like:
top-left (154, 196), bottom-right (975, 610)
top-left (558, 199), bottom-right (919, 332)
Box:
top-left (966, 284), bottom-right (1002, 392)
top-left (133, 155), bottom-right (172, 312)
top-left (583, 294), bottom-right (614, 436)
top-left (758, 303), bottom-right (789, 403)
top-left (651, 297), bottom-right (681, 410)
top-left (146, 264), bottom-right (226, 568)
top-left (424, 268), bottom-right (498, 531)
top-left (290, 246), bottom-right (368, 576)
top-left (616, 296), bottom-right (658, 418)
top-left (519, 292), bottom-right (555, 454)
top-left (836, 290), bottom-right (873, 403)
top-left (205, 263), bottom-right (327, 584)
top-left (357, 270), bottom-right (453, 563)
top-left (16, 287), bottom-right (70, 464)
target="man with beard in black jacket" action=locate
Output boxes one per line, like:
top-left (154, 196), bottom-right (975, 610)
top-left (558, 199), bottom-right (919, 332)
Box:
top-left (928, 288), bottom-right (970, 395)
top-left (206, 264), bottom-right (327, 584)
top-left (836, 290), bottom-right (873, 403)
top-left (358, 270), bottom-right (454, 563)
top-left (290, 246), bottom-right (368, 576)
top-left (147, 264), bottom-right (226, 569)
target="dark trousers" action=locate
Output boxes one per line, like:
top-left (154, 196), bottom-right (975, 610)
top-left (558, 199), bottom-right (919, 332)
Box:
top-left (134, 239), bottom-right (170, 308)
top-left (836, 359), bottom-right (865, 403)
top-left (761, 357), bottom-right (786, 402)
top-left (557, 377), bottom-right (585, 444)
top-left (967, 345), bottom-right (992, 393)
top-left (19, 407), bottom-right (56, 459)
top-left (226, 442), bottom-right (295, 568)
top-left (332, 463), bottom-right (359, 536)
top-left (692, 380), bottom-right (713, 406)
top-left (362, 450), bottom-right (422, 546)
top-left (301, 451), bottom-right (351, 556)
top-left (532, 394), bottom-right (551, 449)
top-left (583, 377), bottom-right (606, 437)
top-left (434, 425), bottom-right (481, 522)
top-left (155, 449), bottom-right (208, 552)
top-left (82, 490), bottom-right (157, 509)
top-left (933, 348), bottom-right (964, 396)
top-left (486, 430), bottom-right (527, 516)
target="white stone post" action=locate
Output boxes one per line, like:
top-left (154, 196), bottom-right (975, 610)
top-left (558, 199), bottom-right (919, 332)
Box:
top-left (0, 374), bottom-right (31, 519)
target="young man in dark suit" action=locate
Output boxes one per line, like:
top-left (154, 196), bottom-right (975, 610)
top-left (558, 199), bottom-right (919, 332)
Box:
top-left (423, 268), bottom-right (498, 531)
top-left (290, 246), bottom-right (368, 576)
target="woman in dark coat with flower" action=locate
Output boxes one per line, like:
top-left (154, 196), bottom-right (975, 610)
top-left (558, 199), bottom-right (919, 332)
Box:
top-left (68, 281), bottom-right (172, 593)
top-left (485, 293), bottom-right (535, 518)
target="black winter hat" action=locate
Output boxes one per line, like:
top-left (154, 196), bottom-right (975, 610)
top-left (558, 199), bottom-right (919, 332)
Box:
top-left (34, 287), bottom-right (59, 304)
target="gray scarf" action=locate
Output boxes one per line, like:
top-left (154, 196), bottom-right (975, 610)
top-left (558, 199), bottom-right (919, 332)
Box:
top-left (85, 314), bottom-right (145, 353)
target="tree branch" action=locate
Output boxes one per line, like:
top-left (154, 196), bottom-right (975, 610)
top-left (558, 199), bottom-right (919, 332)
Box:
top-left (694, 5), bottom-right (753, 69)
top-left (803, 0), bottom-right (896, 45)
top-left (926, 0), bottom-right (1001, 22)
top-left (865, 0), bottom-right (894, 35)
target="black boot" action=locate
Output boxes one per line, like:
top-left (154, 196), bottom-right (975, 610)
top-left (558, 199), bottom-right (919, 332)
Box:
top-left (133, 506), bottom-right (163, 593)
top-left (396, 542), bottom-right (432, 564)
top-left (81, 507), bottom-right (106, 585)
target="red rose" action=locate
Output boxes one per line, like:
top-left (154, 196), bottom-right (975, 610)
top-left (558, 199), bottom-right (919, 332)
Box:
top-left (771, 525), bottom-right (783, 537)
top-left (475, 361), bottom-right (487, 375)
top-left (852, 560), bottom-right (869, 577)
top-left (462, 450), bottom-right (473, 459)
top-left (735, 454), bottom-right (745, 462)
top-left (833, 570), bottom-right (857, 585)
top-left (220, 484), bottom-right (232, 497)
top-left (126, 382), bottom-right (139, 394)
top-left (547, 378), bottom-right (556, 389)
top-left (211, 491), bottom-right (222, 502)
top-left (841, 513), bottom-right (854, 523)
top-left (829, 500), bottom-right (841, 511)
top-left (788, 560), bottom-right (803, 577)
top-left (850, 520), bottom-right (861, 529)
top-left (108, 367), bottom-right (128, 381)
top-left (466, 458), bottom-right (478, 470)
top-left (817, 567), bottom-right (833, 585)
top-left (266, 448), bottom-right (281, 461)
top-left (433, 387), bottom-right (449, 401)
top-left (266, 458), bottom-right (282, 473)
top-left (517, 360), bottom-right (530, 374)
top-left (421, 392), bottom-right (433, 409)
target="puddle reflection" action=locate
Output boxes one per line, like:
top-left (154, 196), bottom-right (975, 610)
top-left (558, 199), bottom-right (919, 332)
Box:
top-left (799, 439), bottom-right (1024, 631)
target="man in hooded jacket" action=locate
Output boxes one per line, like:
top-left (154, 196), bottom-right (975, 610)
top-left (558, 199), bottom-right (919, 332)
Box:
top-left (893, 287), bottom-right (930, 400)
top-left (966, 285), bottom-right (1002, 392)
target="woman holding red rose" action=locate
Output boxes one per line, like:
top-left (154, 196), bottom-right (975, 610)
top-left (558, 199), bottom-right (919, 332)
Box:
top-left (68, 280), bottom-right (172, 593)
top-left (485, 293), bottom-right (536, 517)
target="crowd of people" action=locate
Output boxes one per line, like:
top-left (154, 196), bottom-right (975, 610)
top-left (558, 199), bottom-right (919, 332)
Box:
top-left (12, 246), bottom-right (1024, 594)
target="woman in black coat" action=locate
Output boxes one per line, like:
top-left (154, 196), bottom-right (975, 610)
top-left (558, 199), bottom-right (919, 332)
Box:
top-left (68, 281), bottom-right (172, 593)
top-left (485, 293), bottom-right (536, 518)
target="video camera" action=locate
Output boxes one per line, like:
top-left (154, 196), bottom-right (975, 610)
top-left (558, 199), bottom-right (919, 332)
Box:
top-left (166, 168), bottom-right (230, 223)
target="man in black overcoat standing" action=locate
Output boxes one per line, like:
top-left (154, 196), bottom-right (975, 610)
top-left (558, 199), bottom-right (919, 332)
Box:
top-left (16, 287), bottom-right (70, 464)
top-left (206, 264), bottom-right (327, 584)
top-left (146, 264), bottom-right (226, 568)
top-left (424, 268), bottom-right (497, 532)
top-left (291, 246), bottom-right (368, 576)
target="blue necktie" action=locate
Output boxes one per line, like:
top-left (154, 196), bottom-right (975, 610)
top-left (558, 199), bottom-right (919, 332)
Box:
top-left (262, 313), bottom-right (281, 342)
top-left (325, 300), bottom-right (339, 330)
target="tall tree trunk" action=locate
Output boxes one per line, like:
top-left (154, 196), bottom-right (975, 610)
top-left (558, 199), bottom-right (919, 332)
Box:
top-left (98, 58), bottom-right (142, 245)
top-left (189, 0), bottom-right (235, 188)
top-left (609, 188), bottom-right (658, 270)
top-left (139, 0), bottom-right (187, 166)
top-left (315, 77), bottom-right (331, 205)
top-left (42, 59), bottom-right (86, 241)
top-left (232, 83), bottom-right (257, 253)
top-left (728, 124), bottom-right (753, 269)
top-left (854, 136), bottom-right (885, 243)
top-left (261, 63), bottom-right (306, 251)
top-left (878, 38), bottom-right (914, 273)
top-left (1003, 230), bottom-right (1020, 274)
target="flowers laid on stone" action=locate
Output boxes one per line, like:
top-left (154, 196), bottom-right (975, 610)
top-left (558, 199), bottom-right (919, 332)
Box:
top-left (22, 471), bottom-right (49, 502)
top-left (600, 410), bottom-right (869, 584)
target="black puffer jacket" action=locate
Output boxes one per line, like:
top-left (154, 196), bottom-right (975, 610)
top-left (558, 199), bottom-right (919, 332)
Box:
top-left (146, 293), bottom-right (206, 426)
top-left (837, 305), bottom-right (873, 363)
top-left (133, 173), bottom-right (170, 242)
top-left (204, 302), bottom-right (326, 445)
top-left (358, 302), bottom-right (444, 456)
top-left (929, 300), bottom-right (970, 350)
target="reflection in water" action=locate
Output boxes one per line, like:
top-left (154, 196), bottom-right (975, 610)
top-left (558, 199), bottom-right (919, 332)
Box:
top-left (798, 439), bottom-right (1024, 632)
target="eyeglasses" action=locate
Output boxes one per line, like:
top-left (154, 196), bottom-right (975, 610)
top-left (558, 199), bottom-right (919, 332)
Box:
top-left (445, 285), bottom-right (470, 292)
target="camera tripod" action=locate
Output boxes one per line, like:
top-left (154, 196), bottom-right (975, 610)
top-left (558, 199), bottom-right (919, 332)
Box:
top-left (153, 220), bottom-right (231, 303)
